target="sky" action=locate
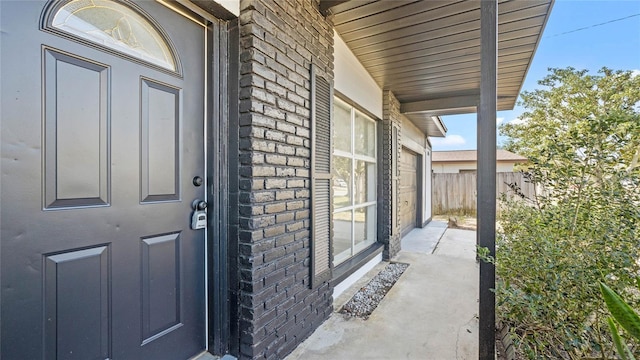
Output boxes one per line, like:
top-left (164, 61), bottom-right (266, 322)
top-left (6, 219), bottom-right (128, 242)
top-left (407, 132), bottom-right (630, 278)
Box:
top-left (431, 0), bottom-right (640, 151)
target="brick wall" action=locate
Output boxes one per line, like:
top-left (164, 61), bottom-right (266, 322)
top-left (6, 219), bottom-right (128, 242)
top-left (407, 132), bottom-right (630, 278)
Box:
top-left (381, 90), bottom-right (402, 259)
top-left (235, 0), bottom-right (334, 358)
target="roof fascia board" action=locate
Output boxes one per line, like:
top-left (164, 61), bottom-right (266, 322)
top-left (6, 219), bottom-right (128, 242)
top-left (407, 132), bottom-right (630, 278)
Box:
top-left (509, 0), bottom-right (555, 108)
top-left (401, 95), bottom-right (479, 114)
top-left (432, 116), bottom-right (447, 137)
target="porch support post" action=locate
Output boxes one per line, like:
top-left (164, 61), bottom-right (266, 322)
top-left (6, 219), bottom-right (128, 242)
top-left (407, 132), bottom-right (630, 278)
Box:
top-left (478, 0), bottom-right (497, 359)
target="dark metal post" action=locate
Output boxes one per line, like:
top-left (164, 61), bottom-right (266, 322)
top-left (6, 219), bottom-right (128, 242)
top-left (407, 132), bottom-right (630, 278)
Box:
top-left (478, 0), bottom-right (497, 359)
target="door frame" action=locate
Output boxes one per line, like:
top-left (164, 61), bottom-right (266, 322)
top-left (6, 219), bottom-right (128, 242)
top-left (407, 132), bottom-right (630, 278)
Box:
top-left (160, 1), bottom-right (236, 356)
top-left (204, 14), bottom-right (236, 357)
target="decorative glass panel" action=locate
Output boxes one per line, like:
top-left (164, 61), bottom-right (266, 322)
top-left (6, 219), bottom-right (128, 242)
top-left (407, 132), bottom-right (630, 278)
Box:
top-left (51, 0), bottom-right (176, 70)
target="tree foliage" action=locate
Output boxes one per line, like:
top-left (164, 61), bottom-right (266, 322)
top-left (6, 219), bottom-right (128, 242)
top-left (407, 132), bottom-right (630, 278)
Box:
top-left (502, 67), bottom-right (640, 192)
top-left (496, 67), bottom-right (640, 358)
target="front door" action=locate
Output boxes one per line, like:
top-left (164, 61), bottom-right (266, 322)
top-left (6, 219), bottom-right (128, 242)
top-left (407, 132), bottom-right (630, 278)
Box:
top-left (1, 1), bottom-right (208, 358)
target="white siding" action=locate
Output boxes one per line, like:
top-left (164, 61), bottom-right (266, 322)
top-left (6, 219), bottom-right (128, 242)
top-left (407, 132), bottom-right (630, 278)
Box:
top-left (333, 30), bottom-right (382, 118)
top-left (212, 0), bottom-right (239, 16)
top-left (401, 116), bottom-right (426, 150)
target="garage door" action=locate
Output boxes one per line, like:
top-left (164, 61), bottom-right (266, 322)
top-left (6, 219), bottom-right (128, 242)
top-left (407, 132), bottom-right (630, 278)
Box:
top-left (400, 149), bottom-right (418, 236)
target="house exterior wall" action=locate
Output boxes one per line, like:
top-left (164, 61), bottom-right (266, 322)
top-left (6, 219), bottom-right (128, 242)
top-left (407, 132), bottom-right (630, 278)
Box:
top-left (235, 0), bottom-right (333, 358)
top-left (433, 161), bottom-right (518, 173)
top-left (233, 1), bottom-right (439, 358)
top-left (333, 30), bottom-right (382, 118)
top-left (331, 34), bottom-right (382, 278)
top-left (401, 116), bottom-right (427, 150)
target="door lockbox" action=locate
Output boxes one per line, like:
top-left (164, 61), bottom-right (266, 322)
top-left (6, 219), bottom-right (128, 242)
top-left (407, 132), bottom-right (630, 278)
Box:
top-left (191, 200), bottom-right (207, 230)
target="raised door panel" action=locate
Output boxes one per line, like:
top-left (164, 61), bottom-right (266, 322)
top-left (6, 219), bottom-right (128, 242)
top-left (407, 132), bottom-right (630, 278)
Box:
top-left (44, 246), bottom-right (110, 360)
top-left (141, 232), bottom-right (182, 344)
top-left (43, 48), bottom-right (110, 209)
top-left (140, 78), bottom-right (181, 203)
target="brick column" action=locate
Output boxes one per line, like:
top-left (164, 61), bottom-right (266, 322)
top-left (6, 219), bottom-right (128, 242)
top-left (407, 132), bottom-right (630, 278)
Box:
top-left (235, 0), bottom-right (334, 358)
top-left (381, 90), bottom-right (402, 260)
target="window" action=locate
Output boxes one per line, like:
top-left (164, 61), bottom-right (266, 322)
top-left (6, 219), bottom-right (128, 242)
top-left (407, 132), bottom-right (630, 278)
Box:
top-left (332, 98), bottom-right (377, 265)
top-left (48, 0), bottom-right (177, 71)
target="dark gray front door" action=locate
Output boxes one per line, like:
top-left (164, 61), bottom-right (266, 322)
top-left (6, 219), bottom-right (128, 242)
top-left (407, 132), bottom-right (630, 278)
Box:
top-left (1, 1), bottom-right (207, 358)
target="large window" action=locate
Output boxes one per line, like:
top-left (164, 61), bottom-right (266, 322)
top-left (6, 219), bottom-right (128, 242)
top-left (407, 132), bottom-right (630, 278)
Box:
top-left (332, 97), bottom-right (377, 265)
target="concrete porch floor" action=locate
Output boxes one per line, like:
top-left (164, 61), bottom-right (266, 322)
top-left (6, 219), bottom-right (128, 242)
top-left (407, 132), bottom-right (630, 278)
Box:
top-left (286, 221), bottom-right (479, 359)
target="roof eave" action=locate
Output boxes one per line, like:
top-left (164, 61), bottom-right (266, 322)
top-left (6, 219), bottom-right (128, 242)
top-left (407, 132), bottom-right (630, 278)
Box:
top-left (327, 0), bottom-right (554, 122)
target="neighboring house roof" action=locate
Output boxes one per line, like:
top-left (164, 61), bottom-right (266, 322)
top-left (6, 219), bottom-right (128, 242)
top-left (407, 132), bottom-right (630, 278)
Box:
top-left (432, 150), bottom-right (528, 163)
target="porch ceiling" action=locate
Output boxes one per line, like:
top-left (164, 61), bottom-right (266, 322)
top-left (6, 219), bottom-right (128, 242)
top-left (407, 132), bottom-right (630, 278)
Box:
top-left (322, 0), bottom-right (553, 134)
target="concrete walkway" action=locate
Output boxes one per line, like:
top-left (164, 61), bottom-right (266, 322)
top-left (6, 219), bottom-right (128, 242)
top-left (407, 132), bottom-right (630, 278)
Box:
top-left (286, 221), bottom-right (479, 360)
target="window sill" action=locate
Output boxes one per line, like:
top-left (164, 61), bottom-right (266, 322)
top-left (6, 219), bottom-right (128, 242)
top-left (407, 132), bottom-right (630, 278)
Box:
top-left (331, 242), bottom-right (384, 287)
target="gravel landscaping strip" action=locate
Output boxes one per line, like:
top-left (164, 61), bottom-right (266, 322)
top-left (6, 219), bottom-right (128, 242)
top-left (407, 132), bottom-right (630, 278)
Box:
top-left (340, 262), bottom-right (409, 319)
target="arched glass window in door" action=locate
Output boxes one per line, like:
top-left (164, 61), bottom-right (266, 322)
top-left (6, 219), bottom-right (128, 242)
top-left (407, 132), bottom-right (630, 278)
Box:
top-left (47, 0), bottom-right (177, 71)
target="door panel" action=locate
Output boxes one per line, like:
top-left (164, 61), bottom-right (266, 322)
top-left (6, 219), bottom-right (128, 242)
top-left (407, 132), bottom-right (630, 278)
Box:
top-left (1, 1), bottom-right (207, 359)
top-left (141, 78), bottom-right (181, 202)
top-left (43, 48), bottom-right (111, 208)
top-left (400, 149), bottom-right (418, 236)
top-left (44, 246), bottom-right (111, 360)
top-left (141, 232), bottom-right (181, 343)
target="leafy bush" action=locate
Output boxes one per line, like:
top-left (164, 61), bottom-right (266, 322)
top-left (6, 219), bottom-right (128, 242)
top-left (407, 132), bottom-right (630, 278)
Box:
top-left (497, 200), bottom-right (640, 358)
top-left (496, 68), bottom-right (640, 359)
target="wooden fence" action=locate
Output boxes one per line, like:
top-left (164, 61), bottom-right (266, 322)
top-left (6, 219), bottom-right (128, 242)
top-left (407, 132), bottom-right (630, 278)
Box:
top-left (432, 172), bottom-right (538, 215)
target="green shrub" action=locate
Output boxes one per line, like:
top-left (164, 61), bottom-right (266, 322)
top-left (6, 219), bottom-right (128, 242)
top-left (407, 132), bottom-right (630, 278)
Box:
top-left (496, 67), bottom-right (640, 359)
top-left (497, 199), bottom-right (640, 358)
